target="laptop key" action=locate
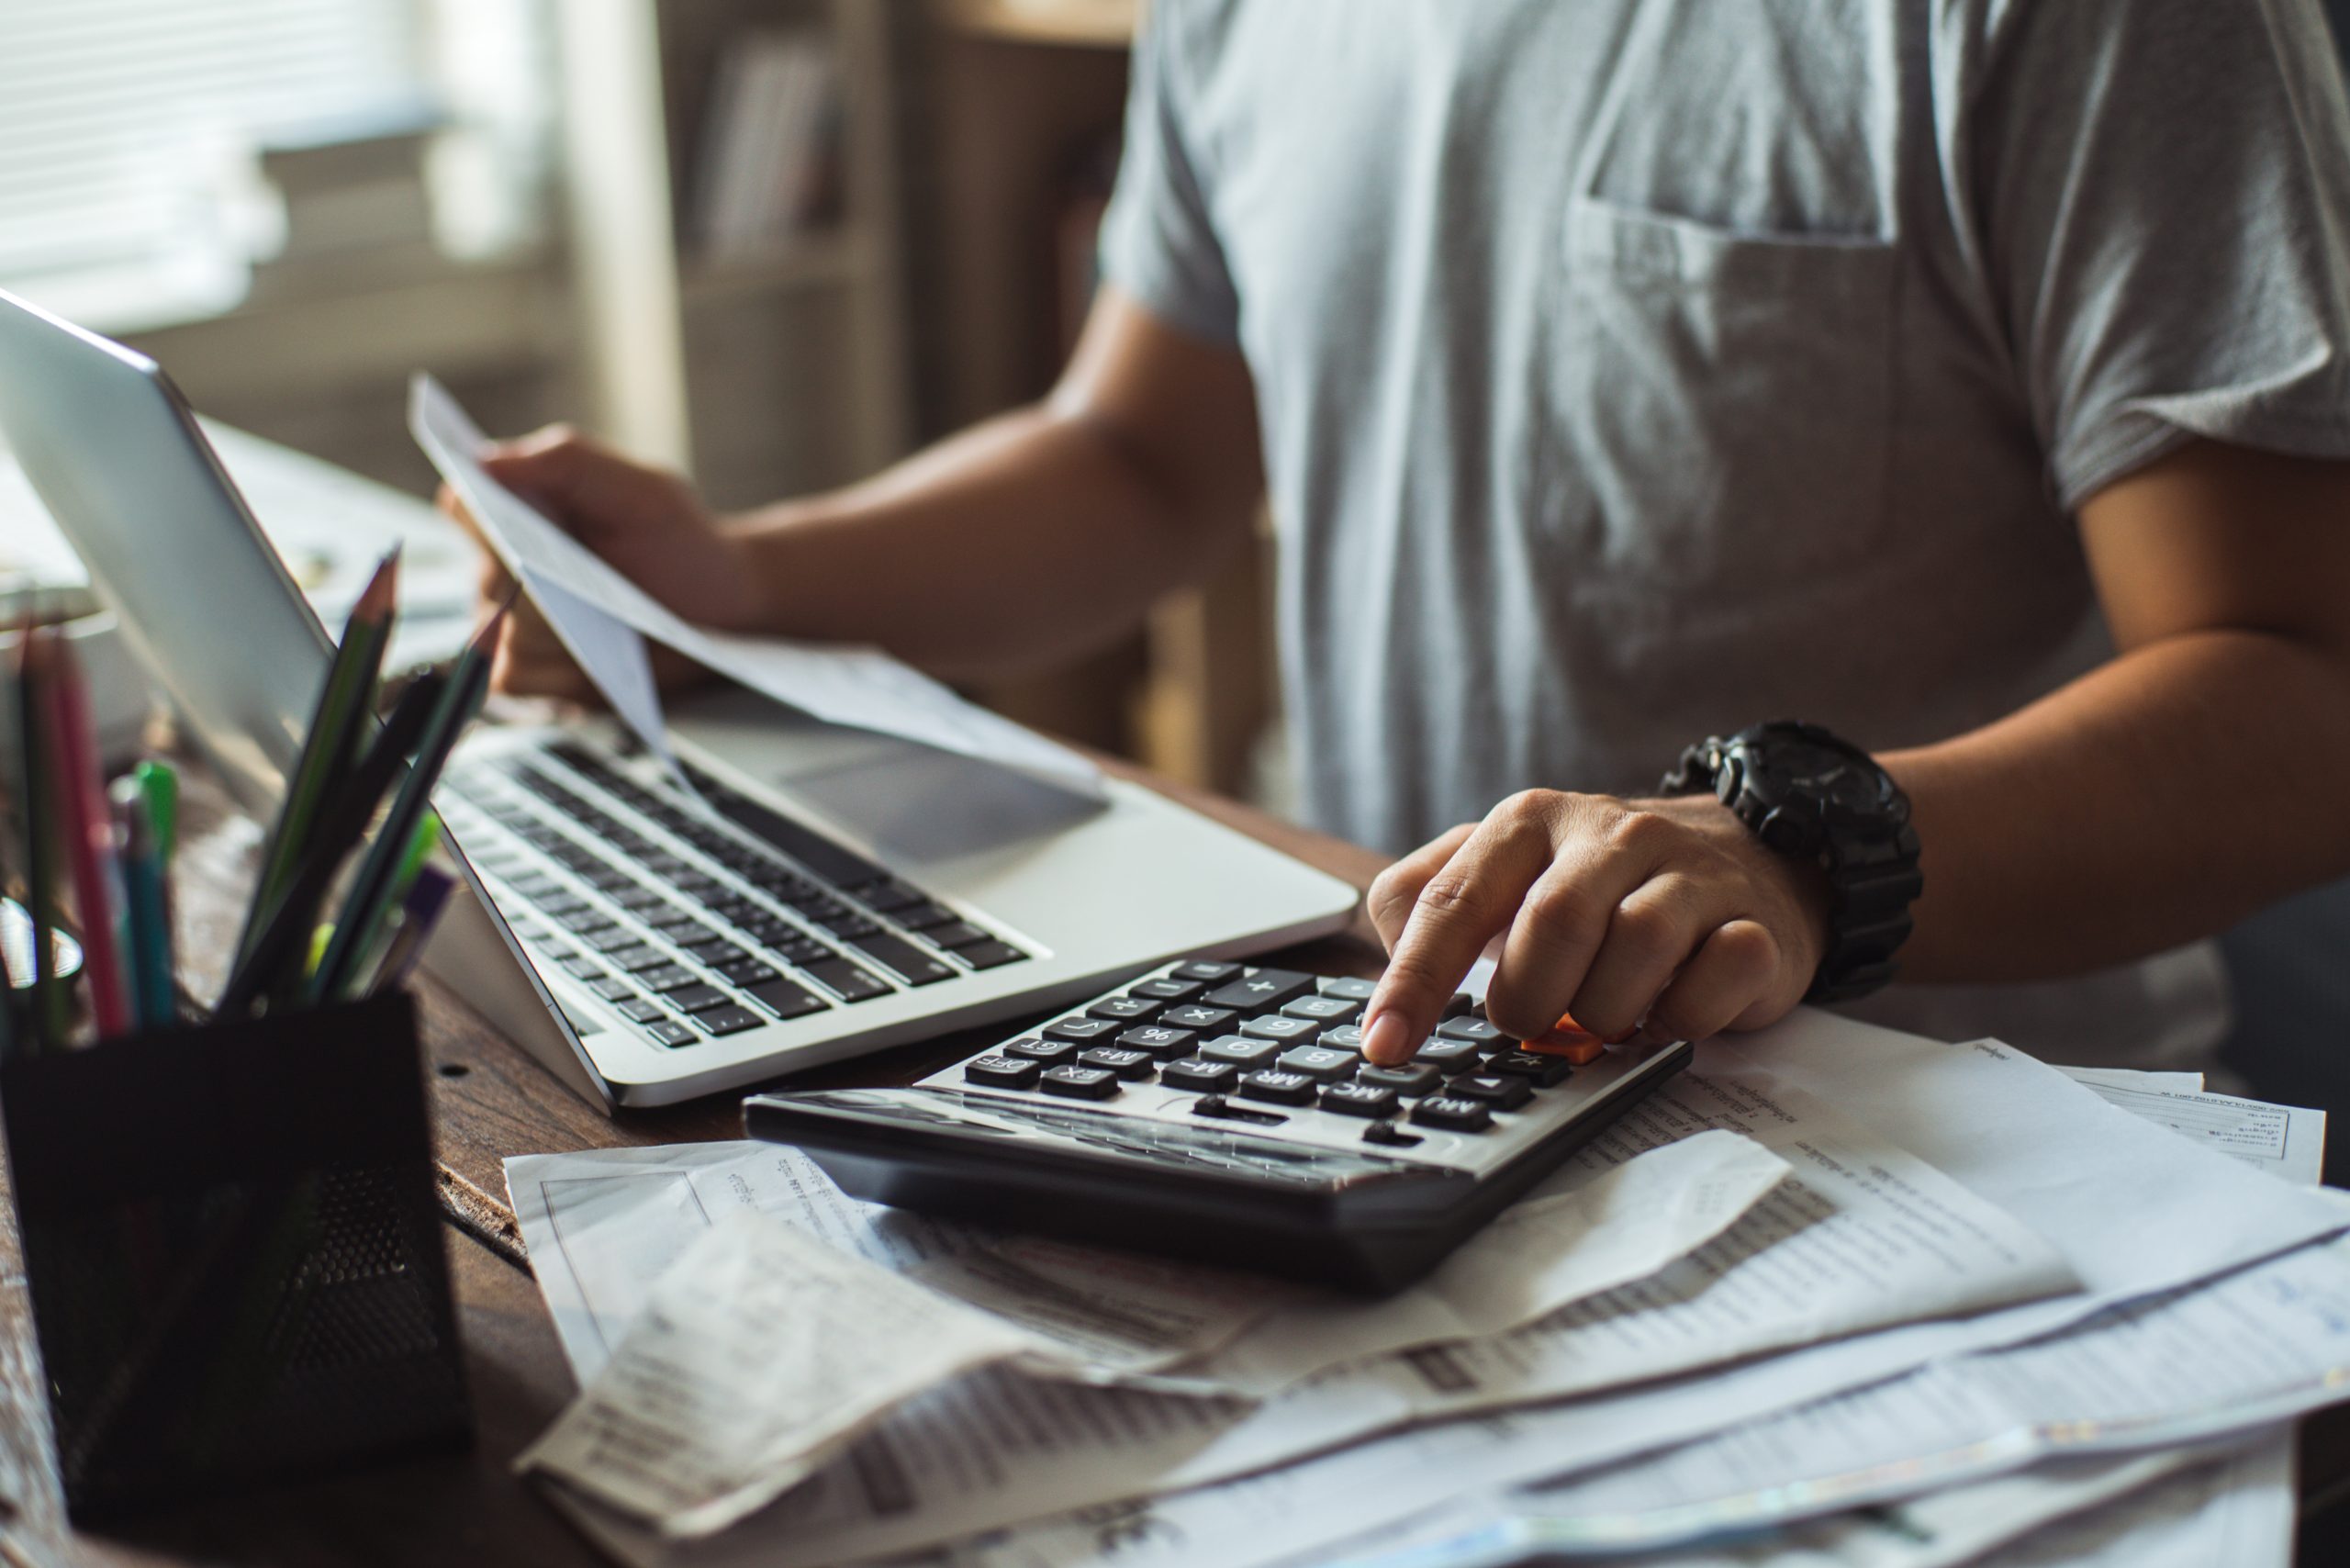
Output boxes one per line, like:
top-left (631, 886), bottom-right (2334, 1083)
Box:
top-left (588, 977), bottom-right (634, 1002)
top-left (695, 1005), bottom-right (764, 1036)
top-left (956, 939), bottom-right (1027, 969)
top-left (640, 965), bottom-right (700, 992)
top-left (803, 958), bottom-right (890, 1002)
top-left (923, 919), bottom-right (992, 949)
top-left (643, 1020), bottom-right (699, 1047)
top-left (667, 983), bottom-right (732, 1013)
top-left (717, 957), bottom-right (785, 988)
top-left (607, 945), bottom-right (669, 972)
top-left (559, 956), bottom-right (602, 980)
top-left (686, 939), bottom-right (744, 965)
top-left (746, 979), bottom-right (828, 1020)
top-left (852, 934), bottom-right (956, 986)
top-left (892, 901), bottom-right (957, 930)
top-left (615, 997), bottom-right (667, 1024)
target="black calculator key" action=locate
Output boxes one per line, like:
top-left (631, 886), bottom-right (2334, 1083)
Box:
top-left (804, 958), bottom-right (890, 1002)
top-left (1320, 1024), bottom-right (1366, 1054)
top-left (1275, 1046), bottom-right (1357, 1082)
top-left (1239, 1014), bottom-right (1321, 1045)
top-left (640, 965), bottom-right (701, 993)
top-left (1171, 960), bottom-right (1241, 983)
top-left (957, 939), bottom-right (1029, 970)
top-left (1486, 1050), bottom-right (1576, 1087)
top-left (717, 957), bottom-right (785, 988)
top-left (1283, 995), bottom-right (1361, 1025)
top-left (1130, 978), bottom-right (1204, 1002)
top-left (923, 920), bottom-right (993, 949)
top-left (1321, 1082), bottom-right (1402, 1118)
top-left (1043, 1016), bottom-right (1121, 1045)
top-left (667, 983), bottom-right (732, 1014)
top-left (1357, 1062), bottom-right (1444, 1096)
top-left (644, 1019), bottom-right (699, 1047)
top-left (1006, 1036), bottom-right (1080, 1066)
top-left (852, 934), bottom-right (957, 986)
top-left (1200, 1036), bottom-right (1281, 1069)
top-left (1413, 1038), bottom-right (1488, 1074)
top-left (1318, 976), bottom-right (1377, 1001)
top-left (1237, 1070), bottom-right (1318, 1107)
top-left (1436, 1016), bottom-right (1512, 1048)
top-left (1078, 1047), bottom-right (1156, 1081)
top-left (1450, 1072), bottom-right (1536, 1110)
top-left (616, 997), bottom-right (667, 1024)
top-left (1205, 969), bottom-right (1315, 1011)
top-left (1413, 1096), bottom-right (1496, 1133)
top-left (964, 1054), bottom-right (1041, 1090)
top-left (1441, 991), bottom-right (1479, 1018)
top-left (1160, 1058), bottom-right (1239, 1093)
top-left (1089, 996), bottom-right (1162, 1024)
top-left (1040, 1065), bottom-right (1120, 1101)
top-left (1116, 1025), bottom-right (1197, 1059)
top-left (746, 979), bottom-right (829, 1020)
top-left (588, 976), bottom-right (635, 1002)
top-left (696, 1005), bottom-right (765, 1036)
top-left (1161, 1004), bottom-right (1237, 1033)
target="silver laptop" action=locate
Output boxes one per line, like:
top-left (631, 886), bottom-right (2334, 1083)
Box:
top-left (0, 287), bottom-right (1359, 1110)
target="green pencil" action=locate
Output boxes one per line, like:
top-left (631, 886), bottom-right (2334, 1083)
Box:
top-left (231, 547), bottom-right (399, 970)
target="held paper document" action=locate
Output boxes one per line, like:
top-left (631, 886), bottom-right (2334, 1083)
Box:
top-left (409, 375), bottom-right (1102, 799)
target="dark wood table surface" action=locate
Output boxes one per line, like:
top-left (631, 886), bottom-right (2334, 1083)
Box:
top-left (4, 754), bottom-right (2344, 1567)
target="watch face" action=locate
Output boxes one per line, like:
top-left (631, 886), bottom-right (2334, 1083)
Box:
top-left (1760, 738), bottom-right (1886, 815)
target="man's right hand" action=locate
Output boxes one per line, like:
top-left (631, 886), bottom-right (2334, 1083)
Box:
top-left (438, 426), bottom-right (769, 700)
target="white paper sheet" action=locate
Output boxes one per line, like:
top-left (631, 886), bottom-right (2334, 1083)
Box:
top-left (409, 375), bottom-right (1102, 799)
top-left (1980, 1430), bottom-right (2294, 1568)
top-left (2069, 1080), bottom-right (2326, 1186)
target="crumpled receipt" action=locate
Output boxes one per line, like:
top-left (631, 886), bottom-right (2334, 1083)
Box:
top-left (517, 1129), bottom-right (1791, 1537)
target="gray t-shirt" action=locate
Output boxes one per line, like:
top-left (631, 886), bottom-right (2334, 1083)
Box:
top-left (1098, 0), bottom-right (2350, 1069)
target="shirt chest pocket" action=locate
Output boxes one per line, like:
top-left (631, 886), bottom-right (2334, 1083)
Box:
top-left (1537, 196), bottom-right (1900, 601)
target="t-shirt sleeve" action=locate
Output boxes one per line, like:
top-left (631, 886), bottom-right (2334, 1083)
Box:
top-left (1097, 1), bottom-right (1243, 345)
top-left (1959, 0), bottom-right (2350, 510)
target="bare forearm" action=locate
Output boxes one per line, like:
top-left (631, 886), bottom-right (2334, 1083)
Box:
top-left (1887, 629), bottom-right (2350, 980)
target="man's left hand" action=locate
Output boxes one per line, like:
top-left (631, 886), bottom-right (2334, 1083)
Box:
top-left (1359, 791), bottom-right (1833, 1066)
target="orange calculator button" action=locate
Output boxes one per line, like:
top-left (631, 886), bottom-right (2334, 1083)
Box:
top-left (1525, 1013), bottom-right (1625, 1064)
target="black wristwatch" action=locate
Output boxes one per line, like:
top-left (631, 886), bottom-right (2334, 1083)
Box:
top-left (1662, 721), bottom-right (1923, 1004)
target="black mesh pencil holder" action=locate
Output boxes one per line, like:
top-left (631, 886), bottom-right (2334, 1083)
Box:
top-left (0, 991), bottom-right (472, 1519)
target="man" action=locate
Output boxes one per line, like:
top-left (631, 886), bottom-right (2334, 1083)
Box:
top-left (465, 0), bottom-right (2350, 1080)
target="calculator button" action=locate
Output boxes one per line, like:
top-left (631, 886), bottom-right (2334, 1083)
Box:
top-left (1237, 1070), bottom-right (1318, 1107)
top-left (1412, 1038), bottom-right (1487, 1074)
top-left (1130, 978), bottom-right (1205, 1002)
top-left (1006, 1036), bottom-right (1080, 1066)
top-left (1440, 991), bottom-right (1479, 1018)
top-left (1171, 960), bottom-right (1242, 983)
top-left (746, 979), bottom-right (829, 1020)
top-left (1117, 1025), bottom-right (1198, 1059)
top-left (694, 1005), bottom-right (765, 1036)
top-left (1450, 1073), bottom-right (1536, 1110)
top-left (1161, 1004), bottom-right (1237, 1033)
top-left (1486, 1051), bottom-right (1575, 1087)
top-left (1089, 997), bottom-right (1163, 1024)
top-left (1205, 969), bottom-right (1315, 1011)
top-left (1435, 1017), bottom-right (1512, 1048)
top-left (1357, 1062), bottom-right (1444, 1097)
top-left (1283, 995), bottom-right (1361, 1026)
top-left (1412, 1096), bottom-right (1495, 1132)
top-left (1321, 1082), bottom-right (1402, 1118)
top-left (1275, 1047), bottom-right (1357, 1082)
top-left (1239, 1014), bottom-right (1321, 1045)
top-left (1319, 1024), bottom-right (1366, 1054)
top-left (1160, 1058), bottom-right (1239, 1093)
top-left (1200, 1036), bottom-right (1281, 1069)
top-left (1317, 976), bottom-right (1377, 1001)
top-left (964, 1054), bottom-right (1042, 1090)
top-left (1078, 1047), bottom-right (1157, 1081)
top-left (643, 1020), bottom-right (698, 1047)
top-left (1361, 1120), bottom-right (1424, 1148)
top-left (1044, 1016), bottom-right (1121, 1045)
top-left (957, 939), bottom-right (1029, 969)
top-left (1527, 1025), bottom-right (1611, 1064)
top-left (1040, 1065), bottom-right (1120, 1101)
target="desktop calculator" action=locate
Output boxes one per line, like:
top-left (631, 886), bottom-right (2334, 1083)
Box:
top-left (744, 959), bottom-right (1694, 1293)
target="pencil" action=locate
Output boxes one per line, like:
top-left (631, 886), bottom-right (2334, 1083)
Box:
top-left (40, 633), bottom-right (131, 1036)
top-left (328, 808), bottom-right (442, 1002)
top-left (366, 865), bottom-right (456, 996)
top-left (214, 669), bottom-right (445, 1019)
top-left (309, 602), bottom-right (503, 1001)
top-left (111, 776), bottom-right (174, 1029)
top-left (9, 629), bottom-right (62, 1052)
top-left (231, 547), bottom-right (399, 969)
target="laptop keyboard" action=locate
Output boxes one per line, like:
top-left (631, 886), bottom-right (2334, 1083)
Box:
top-left (437, 738), bottom-right (1032, 1048)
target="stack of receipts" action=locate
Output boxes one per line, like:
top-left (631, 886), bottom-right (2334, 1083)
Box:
top-left (503, 1007), bottom-right (2349, 1568)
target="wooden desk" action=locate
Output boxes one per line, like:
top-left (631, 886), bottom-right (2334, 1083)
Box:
top-left (4, 756), bottom-right (2344, 1566)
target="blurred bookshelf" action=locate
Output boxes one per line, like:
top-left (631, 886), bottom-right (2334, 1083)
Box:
top-left (554, 0), bottom-right (914, 509)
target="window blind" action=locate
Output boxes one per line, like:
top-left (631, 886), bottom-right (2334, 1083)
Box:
top-left (0, 0), bottom-right (429, 285)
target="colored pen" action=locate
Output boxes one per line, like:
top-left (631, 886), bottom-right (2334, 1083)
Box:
top-left (330, 808), bottom-right (442, 1002)
top-left (39, 633), bottom-right (131, 1036)
top-left (366, 865), bottom-right (456, 997)
top-left (309, 601), bottom-right (503, 1001)
top-left (111, 775), bottom-right (174, 1029)
top-left (231, 547), bottom-right (399, 969)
